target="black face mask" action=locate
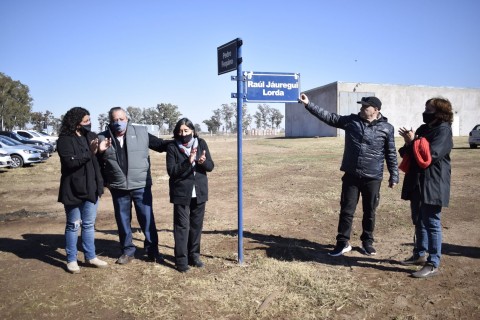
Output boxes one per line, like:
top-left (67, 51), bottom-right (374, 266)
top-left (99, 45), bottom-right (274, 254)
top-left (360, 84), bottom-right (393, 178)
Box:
top-left (79, 124), bottom-right (91, 135)
top-left (180, 133), bottom-right (193, 144)
top-left (422, 112), bottom-right (436, 124)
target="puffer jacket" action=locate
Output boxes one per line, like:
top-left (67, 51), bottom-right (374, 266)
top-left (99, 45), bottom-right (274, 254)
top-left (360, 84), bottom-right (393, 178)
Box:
top-left (305, 102), bottom-right (399, 183)
top-left (399, 122), bottom-right (452, 207)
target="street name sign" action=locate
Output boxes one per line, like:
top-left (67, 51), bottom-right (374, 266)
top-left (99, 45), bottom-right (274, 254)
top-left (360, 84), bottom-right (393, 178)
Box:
top-left (244, 71), bottom-right (300, 102)
top-left (217, 38), bottom-right (241, 75)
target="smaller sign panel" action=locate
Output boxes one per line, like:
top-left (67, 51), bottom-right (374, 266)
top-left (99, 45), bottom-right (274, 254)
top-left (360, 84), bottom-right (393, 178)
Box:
top-left (244, 72), bottom-right (300, 103)
top-left (217, 39), bottom-right (241, 75)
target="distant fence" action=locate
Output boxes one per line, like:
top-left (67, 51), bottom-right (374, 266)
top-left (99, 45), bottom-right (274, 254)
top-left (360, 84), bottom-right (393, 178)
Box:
top-left (208, 129), bottom-right (281, 136)
top-left (245, 129), bottom-right (280, 136)
top-left (131, 123), bottom-right (282, 137)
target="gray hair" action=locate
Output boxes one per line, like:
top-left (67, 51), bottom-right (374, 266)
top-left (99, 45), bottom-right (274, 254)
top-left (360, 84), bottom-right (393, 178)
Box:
top-left (108, 107), bottom-right (128, 122)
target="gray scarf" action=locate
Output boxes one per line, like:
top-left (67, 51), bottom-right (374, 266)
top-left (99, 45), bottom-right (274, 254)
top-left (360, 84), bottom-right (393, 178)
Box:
top-left (176, 137), bottom-right (198, 168)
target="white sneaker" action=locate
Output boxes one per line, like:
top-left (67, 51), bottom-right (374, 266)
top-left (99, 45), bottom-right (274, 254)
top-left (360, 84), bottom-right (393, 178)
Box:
top-left (86, 257), bottom-right (108, 268)
top-left (67, 261), bottom-right (80, 274)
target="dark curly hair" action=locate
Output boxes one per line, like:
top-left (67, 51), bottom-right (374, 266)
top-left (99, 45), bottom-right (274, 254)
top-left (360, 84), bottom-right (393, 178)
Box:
top-left (426, 98), bottom-right (454, 124)
top-left (59, 107), bottom-right (90, 136)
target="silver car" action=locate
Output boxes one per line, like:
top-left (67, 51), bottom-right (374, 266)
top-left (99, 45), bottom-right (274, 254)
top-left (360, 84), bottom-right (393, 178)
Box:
top-left (0, 135), bottom-right (49, 161)
top-left (0, 148), bottom-right (13, 168)
top-left (469, 124), bottom-right (480, 149)
top-left (0, 139), bottom-right (44, 168)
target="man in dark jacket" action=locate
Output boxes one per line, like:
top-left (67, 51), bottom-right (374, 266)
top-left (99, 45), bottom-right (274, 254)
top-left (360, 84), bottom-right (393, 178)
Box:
top-left (299, 93), bottom-right (399, 256)
top-left (98, 107), bottom-right (170, 265)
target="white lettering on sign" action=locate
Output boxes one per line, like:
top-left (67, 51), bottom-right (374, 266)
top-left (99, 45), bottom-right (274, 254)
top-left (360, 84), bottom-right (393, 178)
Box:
top-left (247, 81), bottom-right (265, 88)
top-left (221, 59), bottom-right (234, 68)
top-left (262, 89), bottom-right (285, 96)
top-left (223, 51), bottom-right (232, 59)
top-left (266, 81), bottom-right (299, 90)
top-left (247, 80), bottom-right (298, 91)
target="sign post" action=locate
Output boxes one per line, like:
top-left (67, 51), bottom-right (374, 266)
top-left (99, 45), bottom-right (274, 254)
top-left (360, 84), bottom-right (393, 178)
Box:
top-left (218, 40), bottom-right (300, 266)
top-left (217, 38), bottom-right (244, 264)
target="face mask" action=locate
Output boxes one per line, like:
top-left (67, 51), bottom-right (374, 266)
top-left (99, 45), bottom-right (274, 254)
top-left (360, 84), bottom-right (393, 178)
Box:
top-left (81, 124), bottom-right (91, 133)
top-left (180, 133), bottom-right (193, 144)
top-left (111, 121), bottom-right (127, 133)
top-left (422, 112), bottom-right (436, 124)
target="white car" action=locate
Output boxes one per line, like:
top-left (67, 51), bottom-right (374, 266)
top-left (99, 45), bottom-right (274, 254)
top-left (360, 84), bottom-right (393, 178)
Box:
top-left (14, 130), bottom-right (57, 150)
top-left (469, 124), bottom-right (480, 149)
top-left (0, 148), bottom-right (13, 168)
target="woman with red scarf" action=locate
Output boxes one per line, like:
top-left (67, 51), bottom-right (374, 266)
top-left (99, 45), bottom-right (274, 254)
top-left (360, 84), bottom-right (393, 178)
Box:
top-left (398, 98), bottom-right (453, 278)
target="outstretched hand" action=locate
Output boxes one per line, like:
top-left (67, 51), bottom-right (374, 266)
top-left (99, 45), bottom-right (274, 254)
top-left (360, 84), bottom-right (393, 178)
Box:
top-left (298, 93), bottom-right (309, 106)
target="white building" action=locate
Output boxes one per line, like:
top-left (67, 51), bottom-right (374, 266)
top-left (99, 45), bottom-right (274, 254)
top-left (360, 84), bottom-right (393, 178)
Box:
top-left (285, 81), bottom-right (480, 137)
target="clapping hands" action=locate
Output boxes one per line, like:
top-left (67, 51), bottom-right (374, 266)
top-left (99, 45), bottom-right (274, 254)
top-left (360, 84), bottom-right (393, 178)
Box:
top-left (190, 149), bottom-right (207, 165)
top-left (98, 138), bottom-right (112, 153)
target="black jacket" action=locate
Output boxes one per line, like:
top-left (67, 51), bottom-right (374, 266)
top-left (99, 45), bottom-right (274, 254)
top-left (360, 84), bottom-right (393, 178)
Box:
top-left (305, 102), bottom-right (399, 183)
top-left (58, 132), bottom-right (104, 205)
top-left (399, 122), bottom-right (452, 207)
top-left (166, 138), bottom-right (214, 205)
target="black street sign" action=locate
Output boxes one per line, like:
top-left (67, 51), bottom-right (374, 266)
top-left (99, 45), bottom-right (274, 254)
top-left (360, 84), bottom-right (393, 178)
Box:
top-left (217, 38), bottom-right (242, 75)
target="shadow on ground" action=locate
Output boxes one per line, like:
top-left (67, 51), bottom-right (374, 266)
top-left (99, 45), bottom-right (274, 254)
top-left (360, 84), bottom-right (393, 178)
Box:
top-left (204, 229), bottom-right (413, 274)
top-left (0, 234), bottom-right (119, 273)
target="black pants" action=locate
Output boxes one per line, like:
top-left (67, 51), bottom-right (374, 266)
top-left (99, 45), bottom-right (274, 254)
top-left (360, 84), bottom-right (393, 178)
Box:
top-left (173, 198), bottom-right (206, 267)
top-left (336, 173), bottom-right (381, 244)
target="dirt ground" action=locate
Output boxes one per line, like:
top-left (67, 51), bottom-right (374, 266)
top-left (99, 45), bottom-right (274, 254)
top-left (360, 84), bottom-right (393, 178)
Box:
top-left (0, 135), bottom-right (479, 320)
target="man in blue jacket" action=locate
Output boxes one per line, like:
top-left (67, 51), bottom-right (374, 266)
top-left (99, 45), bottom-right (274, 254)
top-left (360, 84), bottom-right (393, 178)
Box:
top-left (98, 107), bottom-right (170, 264)
top-left (299, 93), bottom-right (399, 256)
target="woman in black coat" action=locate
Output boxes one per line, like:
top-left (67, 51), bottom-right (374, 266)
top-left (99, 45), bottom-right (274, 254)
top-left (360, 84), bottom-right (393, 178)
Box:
top-left (58, 107), bottom-right (110, 273)
top-left (166, 118), bottom-right (214, 272)
top-left (398, 98), bottom-right (453, 278)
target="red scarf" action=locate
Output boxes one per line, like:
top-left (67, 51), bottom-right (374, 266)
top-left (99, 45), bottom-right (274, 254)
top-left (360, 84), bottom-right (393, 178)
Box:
top-left (399, 137), bottom-right (432, 173)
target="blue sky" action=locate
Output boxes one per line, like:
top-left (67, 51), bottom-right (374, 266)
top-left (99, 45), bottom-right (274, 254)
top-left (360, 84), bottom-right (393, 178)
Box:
top-left (1, 0), bottom-right (479, 131)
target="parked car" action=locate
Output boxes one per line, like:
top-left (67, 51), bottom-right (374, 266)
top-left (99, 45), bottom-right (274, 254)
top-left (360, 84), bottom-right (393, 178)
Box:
top-left (0, 148), bottom-right (13, 168)
top-left (0, 131), bottom-right (54, 154)
top-left (0, 135), bottom-right (49, 161)
top-left (38, 131), bottom-right (59, 142)
top-left (469, 124), bottom-right (480, 149)
top-left (0, 138), bottom-right (45, 168)
top-left (14, 130), bottom-right (57, 151)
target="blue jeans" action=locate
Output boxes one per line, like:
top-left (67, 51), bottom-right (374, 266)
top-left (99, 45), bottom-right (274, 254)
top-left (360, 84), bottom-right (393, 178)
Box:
top-left (64, 200), bottom-right (99, 262)
top-left (110, 186), bottom-right (159, 257)
top-left (411, 197), bottom-right (443, 267)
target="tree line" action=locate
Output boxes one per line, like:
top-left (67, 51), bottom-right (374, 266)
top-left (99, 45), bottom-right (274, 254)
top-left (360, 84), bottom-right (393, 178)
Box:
top-left (1, 72), bottom-right (284, 134)
top-left (202, 103), bottom-right (284, 134)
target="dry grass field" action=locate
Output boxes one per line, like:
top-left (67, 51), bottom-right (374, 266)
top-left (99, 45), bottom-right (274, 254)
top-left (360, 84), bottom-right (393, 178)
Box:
top-left (0, 135), bottom-right (479, 319)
